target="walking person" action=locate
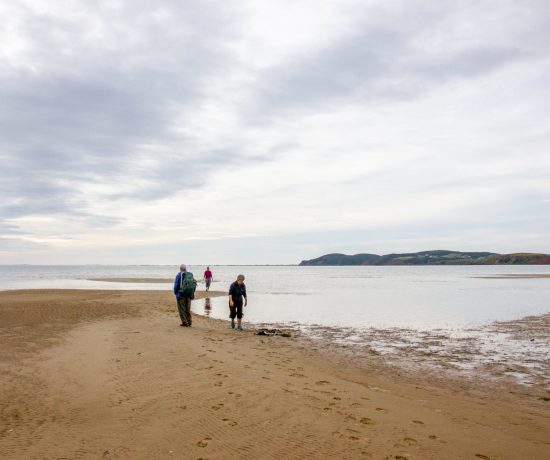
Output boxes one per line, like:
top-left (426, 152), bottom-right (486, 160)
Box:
top-left (173, 264), bottom-right (197, 327)
top-left (204, 266), bottom-right (213, 292)
top-left (228, 274), bottom-right (247, 331)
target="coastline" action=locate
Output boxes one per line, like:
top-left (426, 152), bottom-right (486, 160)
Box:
top-left (1, 289), bottom-right (549, 459)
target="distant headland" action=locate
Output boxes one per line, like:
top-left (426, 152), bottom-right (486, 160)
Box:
top-left (299, 250), bottom-right (550, 266)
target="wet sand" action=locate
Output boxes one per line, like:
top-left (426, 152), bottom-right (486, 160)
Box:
top-left (1, 290), bottom-right (549, 459)
top-left (287, 313), bottom-right (550, 392)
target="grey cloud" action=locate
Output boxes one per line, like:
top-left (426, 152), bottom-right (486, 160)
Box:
top-left (258, 42), bottom-right (522, 111)
top-left (419, 46), bottom-right (526, 80)
top-left (0, 236), bottom-right (45, 251)
top-left (0, 222), bottom-right (25, 236)
top-left (247, 2), bottom-right (549, 120)
top-left (2, 0), bottom-right (549, 261)
top-left (0, 1), bottom-right (251, 230)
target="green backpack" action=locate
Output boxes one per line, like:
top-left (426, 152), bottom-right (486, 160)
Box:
top-left (179, 272), bottom-right (197, 297)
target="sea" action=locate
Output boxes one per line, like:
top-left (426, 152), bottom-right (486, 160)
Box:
top-left (1, 264), bottom-right (549, 330)
top-left (2, 264), bottom-right (549, 385)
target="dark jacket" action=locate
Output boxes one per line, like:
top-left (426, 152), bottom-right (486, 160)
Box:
top-left (228, 281), bottom-right (247, 304)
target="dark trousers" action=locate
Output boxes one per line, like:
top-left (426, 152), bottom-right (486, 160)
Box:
top-left (229, 302), bottom-right (243, 319)
top-left (177, 297), bottom-right (192, 326)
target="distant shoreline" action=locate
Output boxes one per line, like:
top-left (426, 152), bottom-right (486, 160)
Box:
top-left (300, 250), bottom-right (550, 266)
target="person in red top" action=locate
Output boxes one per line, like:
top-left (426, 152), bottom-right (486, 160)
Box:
top-left (203, 266), bottom-right (213, 291)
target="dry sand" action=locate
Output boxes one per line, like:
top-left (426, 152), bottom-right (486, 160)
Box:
top-left (1, 290), bottom-right (549, 460)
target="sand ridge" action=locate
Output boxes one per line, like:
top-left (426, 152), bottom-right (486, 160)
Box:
top-left (88, 278), bottom-right (175, 283)
top-left (1, 290), bottom-right (549, 459)
top-left (473, 274), bottom-right (550, 279)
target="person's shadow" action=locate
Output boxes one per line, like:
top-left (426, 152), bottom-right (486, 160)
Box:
top-left (204, 297), bottom-right (211, 317)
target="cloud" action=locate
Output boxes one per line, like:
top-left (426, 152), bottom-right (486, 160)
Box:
top-left (240, 1), bottom-right (549, 122)
top-left (0, 1), bottom-right (253, 215)
top-left (1, 0), bottom-right (550, 263)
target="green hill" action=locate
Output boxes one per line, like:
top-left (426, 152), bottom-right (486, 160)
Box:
top-left (299, 250), bottom-right (550, 266)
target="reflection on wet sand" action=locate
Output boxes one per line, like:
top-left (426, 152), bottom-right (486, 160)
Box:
top-left (204, 297), bottom-right (211, 317)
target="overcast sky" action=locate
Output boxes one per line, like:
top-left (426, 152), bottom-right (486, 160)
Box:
top-left (1, 0), bottom-right (549, 264)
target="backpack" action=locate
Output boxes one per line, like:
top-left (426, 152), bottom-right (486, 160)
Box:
top-left (179, 272), bottom-right (197, 297)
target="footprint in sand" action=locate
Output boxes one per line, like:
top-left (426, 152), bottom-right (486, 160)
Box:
top-left (196, 437), bottom-right (211, 448)
top-left (375, 407), bottom-right (388, 413)
top-left (360, 417), bottom-right (373, 425)
top-left (412, 420), bottom-right (424, 424)
top-left (289, 372), bottom-right (307, 378)
top-left (475, 455), bottom-right (490, 460)
top-left (222, 418), bottom-right (238, 427)
top-left (333, 396), bottom-right (341, 400)
top-left (403, 437), bottom-right (417, 445)
top-left (316, 380), bottom-right (330, 385)
top-left (214, 382), bottom-right (223, 387)
top-left (332, 431), bottom-right (360, 441)
top-left (211, 403), bottom-right (224, 411)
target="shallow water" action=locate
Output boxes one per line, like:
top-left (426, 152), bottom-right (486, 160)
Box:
top-left (1, 264), bottom-right (549, 330)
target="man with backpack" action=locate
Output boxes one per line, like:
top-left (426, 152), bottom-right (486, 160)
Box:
top-left (173, 264), bottom-right (197, 327)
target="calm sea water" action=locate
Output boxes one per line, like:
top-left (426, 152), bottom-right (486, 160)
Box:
top-left (1, 264), bottom-right (549, 330)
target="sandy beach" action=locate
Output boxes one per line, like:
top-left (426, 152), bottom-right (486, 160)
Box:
top-left (1, 290), bottom-right (549, 459)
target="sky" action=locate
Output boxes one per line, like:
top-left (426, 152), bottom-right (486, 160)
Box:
top-left (1, 0), bottom-right (550, 265)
